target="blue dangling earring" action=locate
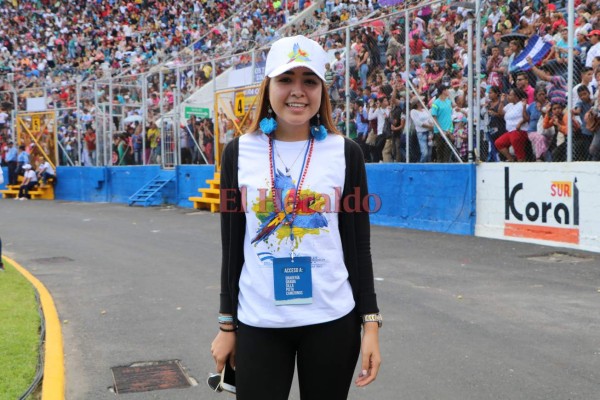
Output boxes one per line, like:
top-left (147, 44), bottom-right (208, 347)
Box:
top-left (260, 106), bottom-right (278, 135)
top-left (310, 113), bottom-right (328, 141)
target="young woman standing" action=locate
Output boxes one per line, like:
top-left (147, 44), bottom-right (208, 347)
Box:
top-left (210, 35), bottom-right (381, 400)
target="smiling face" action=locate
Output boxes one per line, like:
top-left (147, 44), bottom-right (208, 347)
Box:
top-left (268, 67), bottom-right (323, 139)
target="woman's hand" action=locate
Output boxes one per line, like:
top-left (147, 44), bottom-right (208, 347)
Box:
top-left (210, 330), bottom-right (237, 373)
top-left (355, 323), bottom-right (381, 387)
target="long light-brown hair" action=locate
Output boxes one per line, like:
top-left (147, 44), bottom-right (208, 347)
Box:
top-left (246, 76), bottom-right (340, 135)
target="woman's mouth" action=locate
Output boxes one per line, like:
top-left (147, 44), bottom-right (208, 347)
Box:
top-left (286, 103), bottom-right (308, 109)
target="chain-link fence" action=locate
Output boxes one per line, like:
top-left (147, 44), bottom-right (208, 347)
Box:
top-left (3, 0), bottom-right (598, 166)
top-left (475, 0), bottom-right (595, 162)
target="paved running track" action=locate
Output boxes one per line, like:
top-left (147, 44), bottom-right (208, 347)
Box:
top-left (2, 200), bottom-right (599, 400)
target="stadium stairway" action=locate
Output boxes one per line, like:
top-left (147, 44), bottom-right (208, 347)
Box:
top-left (128, 172), bottom-right (175, 207)
top-left (1, 180), bottom-right (55, 200)
top-left (189, 172), bottom-right (221, 213)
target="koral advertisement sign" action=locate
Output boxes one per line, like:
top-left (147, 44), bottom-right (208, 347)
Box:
top-left (504, 167), bottom-right (579, 245)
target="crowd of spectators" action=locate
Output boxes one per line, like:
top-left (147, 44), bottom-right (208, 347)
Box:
top-left (0, 0), bottom-right (376, 167)
top-left (296, 0), bottom-right (600, 162)
top-left (0, 0), bottom-right (316, 166)
top-left (2, 0), bottom-right (600, 167)
top-left (305, 0), bottom-right (600, 162)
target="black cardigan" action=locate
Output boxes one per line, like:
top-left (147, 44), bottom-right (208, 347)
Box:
top-left (219, 135), bottom-right (379, 323)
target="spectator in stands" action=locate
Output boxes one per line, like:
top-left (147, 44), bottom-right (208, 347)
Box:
top-left (180, 118), bottom-right (193, 165)
top-left (483, 86), bottom-right (505, 162)
top-left (524, 88), bottom-right (551, 161)
top-left (5, 141), bottom-right (17, 185)
top-left (576, 28), bottom-right (592, 65)
top-left (410, 96), bottom-right (433, 163)
top-left (36, 157), bottom-right (56, 185)
top-left (368, 96), bottom-right (391, 163)
top-left (572, 85), bottom-right (595, 161)
top-left (545, 101), bottom-right (578, 162)
top-left (17, 164), bottom-right (37, 200)
top-left (452, 116), bottom-right (469, 161)
top-left (494, 88), bottom-right (529, 162)
top-left (431, 84), bottom-right (453, 162)
top-left (132, 125), bottom-right (144, 165)
top-left (585, 30), bottom-right (600, 68)
top-left (389, 103), bottom-right (405, 163)
top-left (487, 46), bottom-right (505, 91)
top-left (114, 134), bottom-right (128, 166)
top-left (200, 118), bottom-right (214, 164)
top-left (527, 56), bottom-right (568, 106)
top-left (514, 71), bottom-right (535, 104)
top-left (354, 100), bottom-right (369, 157)
top-left (0, 108), bottom-right (8, 136)
top-left (83, 128), bottom-right (97, 167)
top-left (16, 145), bottom-right (29, 176)
top-left (147, 121), bottom-right (161, 164)
top-left (356, 45), bottom-right (370, 89)
top-left (324, 62), bottom-right (337, 101)
top-left (331, 50), bottom-right (346, 97)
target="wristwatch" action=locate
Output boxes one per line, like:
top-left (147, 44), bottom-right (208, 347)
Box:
top-left (361, 313), bottom-right (383, 328)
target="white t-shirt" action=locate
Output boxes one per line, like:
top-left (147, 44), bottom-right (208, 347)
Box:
top-left (410, 108), bottom-right (433, 132)
top-left (586, 42), bottom-right (600, 68)
top-left (369, 107), bottom-right (391, 135)
top-left (40, 161), bottom-right (55, 176)
top-left (24, 169), bottom-right (37, 182)
top-left (504, 102), bottom-right (524, 132)
top-left (237, 132), bottom-right (355, 328)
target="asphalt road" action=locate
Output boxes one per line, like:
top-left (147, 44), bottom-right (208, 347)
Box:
top-left (1, 200), bottom-right (599, 400)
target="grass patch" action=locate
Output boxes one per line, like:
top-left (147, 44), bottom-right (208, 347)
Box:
top-left (0, 259), bottom-right (41, 399)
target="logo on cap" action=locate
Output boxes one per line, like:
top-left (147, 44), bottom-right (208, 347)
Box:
top-left (287, 43), bottom-right (311, 64)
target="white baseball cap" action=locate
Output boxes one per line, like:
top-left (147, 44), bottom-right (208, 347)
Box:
top-left (265, 35), bottom-right (328, 82)
top-left (23, 164), bottom-right (32, 170)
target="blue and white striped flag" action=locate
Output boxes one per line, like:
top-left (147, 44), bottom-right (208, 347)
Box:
top-left (511, 35), bottom-right (553, 72)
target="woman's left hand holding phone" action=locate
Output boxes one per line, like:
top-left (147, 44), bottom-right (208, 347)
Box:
top-left (211, 328), bottom-right (236, 373)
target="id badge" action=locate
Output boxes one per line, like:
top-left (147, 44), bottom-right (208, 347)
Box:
top-left (272, 256), bottom-right (312, 305)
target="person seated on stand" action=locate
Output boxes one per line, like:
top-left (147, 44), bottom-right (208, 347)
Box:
top-left (36, 158), bottom-right (56, 185)
top-left (17, 164), bottom-right (38, 200)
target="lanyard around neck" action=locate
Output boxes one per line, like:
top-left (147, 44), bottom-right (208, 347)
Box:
top-left (268, 137), bottom-right (314, 247)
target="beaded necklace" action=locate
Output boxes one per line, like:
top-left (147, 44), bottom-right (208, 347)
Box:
top-left (268, 136), bottom-right (315, 250)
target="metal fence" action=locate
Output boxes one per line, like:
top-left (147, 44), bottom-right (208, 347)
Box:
top-left (2, 0), bottom-right (597, 166)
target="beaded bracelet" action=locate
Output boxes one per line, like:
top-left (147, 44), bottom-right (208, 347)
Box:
top-left (218, 315), bottom-right (234, 324)
top-left (219, 326), bottom-right (237, 333)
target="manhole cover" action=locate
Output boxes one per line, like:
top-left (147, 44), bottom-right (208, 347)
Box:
top-left (111, 360), bottom-right (192, 394)
top-left (30, 256), bottom-right (74, 264)
top-left (526, 252), bottom-right (594, 264)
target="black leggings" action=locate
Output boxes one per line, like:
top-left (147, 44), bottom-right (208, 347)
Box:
top-left (236, 311), bottom-right (361, 400)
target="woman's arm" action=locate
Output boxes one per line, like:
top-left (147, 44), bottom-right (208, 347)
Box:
top-left (557, 113), bottom-right (569, 134)
top-left (344, 141), bottom-right (381, 387)
top-left (211, 139), bottom-right (239, 373)
top-left (542, 112), bottom-right (553, 129)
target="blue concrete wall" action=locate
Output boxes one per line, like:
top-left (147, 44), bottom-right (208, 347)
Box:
top-left (0, 166), bottom-right (6, 190)
top-left (55, 167), bottom-right (110, 202)
top-left (366, 164), bottom-right (476, 235)
top-left (53, 165), bottom-right (216, 206)
top-left (34, 164), bottom-right (475, 236)
top-left (175, 165), bottom-right (215, 208)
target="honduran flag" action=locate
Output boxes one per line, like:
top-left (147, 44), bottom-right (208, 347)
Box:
top-left (380, 0), bottom-right (404, 6)
top-left (511, 35), bottom-right (553, 72)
